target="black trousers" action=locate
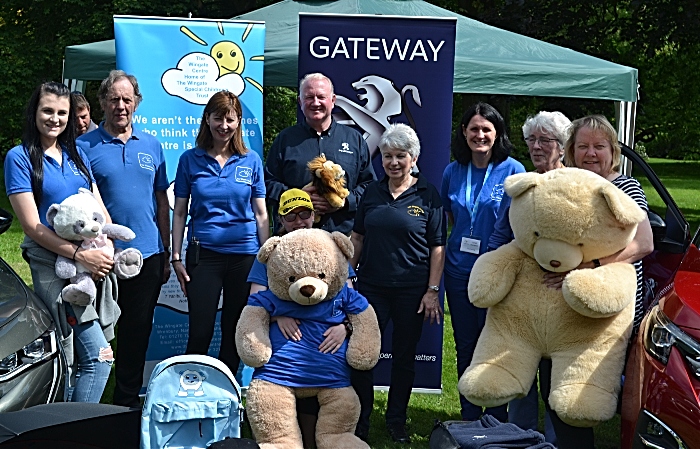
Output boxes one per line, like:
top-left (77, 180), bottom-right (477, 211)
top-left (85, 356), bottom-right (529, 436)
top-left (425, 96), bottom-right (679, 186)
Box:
top-left (352, 282), bottom-right (426, 429)
top-left (185, 247), bottom-right (254, 375)
top-left (539, 358), bottom-right (595, 449)
top-left (113, 252), bottom-right (165, 407)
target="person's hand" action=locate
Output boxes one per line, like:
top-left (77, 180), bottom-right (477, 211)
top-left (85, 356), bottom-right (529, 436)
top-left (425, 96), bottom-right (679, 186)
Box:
top-left (76, 248), bottom-right (114, 278)
top-left (302, 185), bottom-right (343, 214)
top-left (418, 290), bottom-right (443, 325)
top-left (162, 257), bottom-right (171, 284)
top-left (172, 261), bottom-right (189, 295)
top-left (273, 316), bottom-right (302, 341)
top-left (543, 271), bottom-right (569, 290)
top-left (319, 324), bottom-right (347, 354)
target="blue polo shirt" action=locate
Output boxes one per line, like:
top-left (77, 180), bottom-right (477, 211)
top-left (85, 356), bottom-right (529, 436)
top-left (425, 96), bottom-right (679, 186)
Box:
top-left (248, 285), bottom-right (368, 388)
top-left (440, 157), bottom-right (525, 280)
top-left (247, 259), bottom-right (355, 286)
top-left (174, 147), bottom-right (266, 255)
top-left (4, 144), bottom-right (94, 229)
top-left (77, 124), bottom-right (169, 258)
top-left (353, 173), bottom-right (446, 288)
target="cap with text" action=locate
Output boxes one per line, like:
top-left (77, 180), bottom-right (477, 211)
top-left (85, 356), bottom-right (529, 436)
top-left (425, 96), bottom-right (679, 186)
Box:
top-left (279, 189), bottom-right (314, 215)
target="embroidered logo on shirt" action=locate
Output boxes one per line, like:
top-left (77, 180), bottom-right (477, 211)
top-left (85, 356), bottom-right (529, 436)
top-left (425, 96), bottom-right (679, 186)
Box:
top-left (490, 183), bottom-right (505, 202)
top-left (331, 298), bottom-right (343, 317)
top-left (407, 205), bottom-right (425, 216)
top-left (67, 160), bottom-right (81, 176)
top-left (235, 166), bottom-right (253, 184)
top-left (138, 153), bottom-right (155, 171)
top-left (338, 142), bottom-right (353, 154)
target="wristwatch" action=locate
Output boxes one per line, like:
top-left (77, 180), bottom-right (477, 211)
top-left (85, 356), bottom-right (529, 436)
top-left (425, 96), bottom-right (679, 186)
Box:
top-left (427, 285), bottom-right (440, 292)
top-left (343, 320), bottom-right (353, 337)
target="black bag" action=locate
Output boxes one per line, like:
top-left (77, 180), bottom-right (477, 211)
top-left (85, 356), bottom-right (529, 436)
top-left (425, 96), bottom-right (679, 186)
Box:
top-left (429, 416), bottom-right (555, 449)
top-left (207, 438), bottom-right (260, 448)
top-left (186, 236), bottom-right (200, 269)
top-left (430, 420), bottom-right (462, 449)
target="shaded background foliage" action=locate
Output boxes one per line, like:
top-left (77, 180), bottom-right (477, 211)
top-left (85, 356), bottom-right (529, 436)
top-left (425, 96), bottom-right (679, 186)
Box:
top-left (1, 0), bottom-right (699, 160)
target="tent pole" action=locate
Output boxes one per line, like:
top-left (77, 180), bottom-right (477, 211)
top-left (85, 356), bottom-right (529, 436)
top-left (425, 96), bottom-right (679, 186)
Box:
top-left (616, 100), bottom-right (637, 176)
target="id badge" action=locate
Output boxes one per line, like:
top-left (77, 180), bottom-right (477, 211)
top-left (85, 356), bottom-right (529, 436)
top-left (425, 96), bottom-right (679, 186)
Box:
top-left (460, 236), bottom-right (481, 254)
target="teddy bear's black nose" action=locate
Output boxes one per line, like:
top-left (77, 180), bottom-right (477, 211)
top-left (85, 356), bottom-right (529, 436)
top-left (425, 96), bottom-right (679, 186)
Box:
top-left (300, 285), bottom-right (316, 297)
top-left (550, 260), bottom-right (561, 268)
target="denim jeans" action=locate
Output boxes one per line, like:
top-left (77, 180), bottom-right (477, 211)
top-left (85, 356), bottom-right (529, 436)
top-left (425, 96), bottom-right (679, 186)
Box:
top-left (66, 305), bottom-right (112, 403)
top-left (444, 272), bottom-right (507, 421)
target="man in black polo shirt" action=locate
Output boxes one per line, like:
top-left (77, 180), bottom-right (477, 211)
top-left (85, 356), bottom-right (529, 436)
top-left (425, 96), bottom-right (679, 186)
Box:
top-left (265, 72), bottom-right (376, 235)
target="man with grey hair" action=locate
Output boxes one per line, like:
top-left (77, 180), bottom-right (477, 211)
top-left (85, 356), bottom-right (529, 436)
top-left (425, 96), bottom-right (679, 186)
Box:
top-left (77, 70), bottom-right (170, 407)
top-left (265, 72), bottom-right (375, 235)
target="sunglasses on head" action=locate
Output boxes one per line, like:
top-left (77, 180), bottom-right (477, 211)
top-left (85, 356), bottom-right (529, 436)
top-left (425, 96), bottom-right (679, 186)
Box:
top-left (282, 209), bottom-right (313, 222)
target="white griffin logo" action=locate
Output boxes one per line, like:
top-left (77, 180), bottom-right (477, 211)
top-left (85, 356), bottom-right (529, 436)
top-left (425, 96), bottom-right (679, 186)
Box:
top-left (333, 75), bottom-right (422, 158)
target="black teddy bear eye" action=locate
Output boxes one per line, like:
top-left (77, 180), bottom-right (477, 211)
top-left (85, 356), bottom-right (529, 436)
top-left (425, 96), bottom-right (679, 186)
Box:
top-left (318, 273), bottom-right (325, 279)
top-left (288, 276), bottom-right (296, 282)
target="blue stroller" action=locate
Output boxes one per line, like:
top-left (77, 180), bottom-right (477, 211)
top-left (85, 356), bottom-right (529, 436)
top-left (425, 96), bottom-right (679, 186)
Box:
top-left (140, 354), bottom-right (243, 449)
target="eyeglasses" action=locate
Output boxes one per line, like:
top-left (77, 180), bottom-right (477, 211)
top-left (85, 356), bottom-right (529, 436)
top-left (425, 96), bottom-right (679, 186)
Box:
top-left (281, 210), bottom-right (313, 222)
top-left (524, 136), bottom-right (559, 146)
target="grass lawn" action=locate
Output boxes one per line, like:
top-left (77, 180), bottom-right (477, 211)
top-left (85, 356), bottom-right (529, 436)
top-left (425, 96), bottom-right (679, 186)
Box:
top-left (1, 158), bottom-right (698, 448)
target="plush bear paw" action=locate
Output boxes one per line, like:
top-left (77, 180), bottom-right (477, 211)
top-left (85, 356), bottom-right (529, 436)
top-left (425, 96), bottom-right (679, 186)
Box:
top-left (549, 383), bottom-right (618, 427)
top-left (563, 264), bottom-right (637, 318)
top-left (458, 363), bottom-right (523, 407)
top-left (55, 255), bottom-right (78, 279)
top-left (61, 284), bottom-right (95, 307)
top-left (113, 248), bottom-right (143, 279)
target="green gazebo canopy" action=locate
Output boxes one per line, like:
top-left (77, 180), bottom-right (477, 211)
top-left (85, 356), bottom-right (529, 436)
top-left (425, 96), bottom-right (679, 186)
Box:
top-left (63, 0), bottom-right (637, 102)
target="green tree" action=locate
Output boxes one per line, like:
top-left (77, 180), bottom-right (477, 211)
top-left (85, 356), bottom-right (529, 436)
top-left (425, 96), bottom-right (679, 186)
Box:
top-left (0, 0), bottom-right (276, 156)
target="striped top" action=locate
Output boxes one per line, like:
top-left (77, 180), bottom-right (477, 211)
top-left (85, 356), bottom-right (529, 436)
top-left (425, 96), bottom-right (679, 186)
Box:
top-left (611, 174), bottom-right (648, 332)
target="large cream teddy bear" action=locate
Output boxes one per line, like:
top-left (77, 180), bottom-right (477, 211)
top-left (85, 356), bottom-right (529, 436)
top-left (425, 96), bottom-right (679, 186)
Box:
top-left (235, 228), bottom-right (380, 449)
top-left (458, 168), bottom-right (646, 427)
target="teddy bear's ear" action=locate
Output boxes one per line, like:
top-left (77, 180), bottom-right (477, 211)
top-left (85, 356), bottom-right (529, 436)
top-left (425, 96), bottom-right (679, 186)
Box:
top-left (504, 172), bottom-right (541, 198)
top-left (599, 183), bottom-right (647, 225)
top-left (331, 232), bottom-right (354, 259)
top-left (46, 204), bottom-right (61, 226)
top-left (257, 237), bottom-right (282, 264)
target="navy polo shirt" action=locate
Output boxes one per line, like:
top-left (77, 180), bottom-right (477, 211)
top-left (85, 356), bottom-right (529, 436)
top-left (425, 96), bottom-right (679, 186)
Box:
top-left (265, 119), bottom-right (376, 235)
top-left (4, 144), bottom-right (94, 229)
top-left (174, 147), bottom-right (266, 255)
top-left (77, 124), bottom-right (169, 258)
top-left (353, 173), bottom-right (446, 288)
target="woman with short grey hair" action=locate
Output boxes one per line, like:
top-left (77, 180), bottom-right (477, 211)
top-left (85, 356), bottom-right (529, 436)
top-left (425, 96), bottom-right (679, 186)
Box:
top-left (350, 123), bottom-right (445, 443)
top-left (378, 123), bottom-right (421, 159)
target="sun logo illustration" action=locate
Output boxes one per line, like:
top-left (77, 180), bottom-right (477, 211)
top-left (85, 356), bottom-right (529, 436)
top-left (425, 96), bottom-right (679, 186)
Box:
top-left (161, 21), bottom-right (264, 105)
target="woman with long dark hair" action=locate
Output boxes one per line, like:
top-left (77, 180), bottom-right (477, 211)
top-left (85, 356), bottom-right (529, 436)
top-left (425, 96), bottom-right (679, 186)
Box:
top-left (171, 90), bottom-right (269, 375)
top-left (441, 102), bottom-right (525, 421)
top-left (4, 82), bottom-right (116, 402)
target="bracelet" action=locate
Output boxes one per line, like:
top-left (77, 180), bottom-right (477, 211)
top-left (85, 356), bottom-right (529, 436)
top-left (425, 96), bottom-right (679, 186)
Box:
top-left (72, 245), bottom-right (80, 261)
top-left (170, 259), bottom-right (182, 264)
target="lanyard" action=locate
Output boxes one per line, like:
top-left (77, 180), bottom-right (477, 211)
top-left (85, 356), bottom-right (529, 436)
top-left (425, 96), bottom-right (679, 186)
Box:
top-left (465, 161), bottom-right (493, 235)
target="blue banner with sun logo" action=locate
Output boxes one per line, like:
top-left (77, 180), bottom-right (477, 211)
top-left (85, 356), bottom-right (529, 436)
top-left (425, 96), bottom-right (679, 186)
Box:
top-left (114, 16), bottom-right (264, 392)
top-left (114, 16), bottom-right (265, 180)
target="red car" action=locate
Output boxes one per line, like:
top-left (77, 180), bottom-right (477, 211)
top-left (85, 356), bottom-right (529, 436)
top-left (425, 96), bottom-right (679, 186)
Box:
top-left (620, 145), bottom-right (698, 449)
